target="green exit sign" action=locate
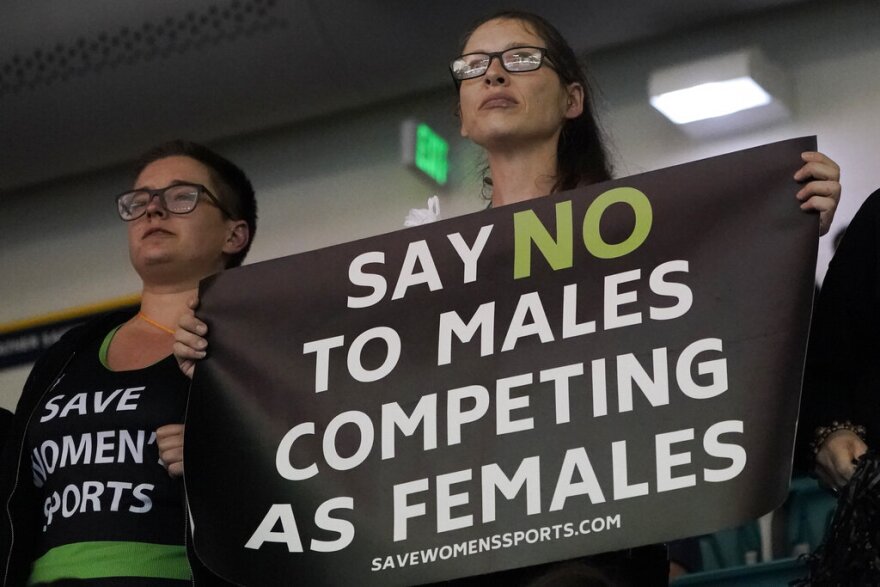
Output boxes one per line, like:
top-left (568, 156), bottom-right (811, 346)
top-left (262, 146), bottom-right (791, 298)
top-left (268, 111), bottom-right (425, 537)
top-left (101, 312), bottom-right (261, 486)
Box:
top-left (401, 120), bottom-right (449, 186)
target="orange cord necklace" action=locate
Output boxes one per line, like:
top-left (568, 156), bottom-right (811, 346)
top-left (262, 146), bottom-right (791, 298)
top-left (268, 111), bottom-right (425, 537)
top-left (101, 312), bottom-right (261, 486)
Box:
top-left (137, 312), bottom-right (175, 335)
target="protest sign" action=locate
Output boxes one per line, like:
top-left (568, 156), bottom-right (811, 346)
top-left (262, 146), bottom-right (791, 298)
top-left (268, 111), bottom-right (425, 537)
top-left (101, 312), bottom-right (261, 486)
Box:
top-left (186, 137), bottom-right (818, 585)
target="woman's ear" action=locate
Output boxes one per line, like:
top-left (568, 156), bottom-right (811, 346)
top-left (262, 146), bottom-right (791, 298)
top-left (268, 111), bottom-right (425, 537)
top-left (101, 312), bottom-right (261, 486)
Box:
top-left (564, 82), bottom-right (585, 119)
top-left (223, 220), bottom-right (249, 256)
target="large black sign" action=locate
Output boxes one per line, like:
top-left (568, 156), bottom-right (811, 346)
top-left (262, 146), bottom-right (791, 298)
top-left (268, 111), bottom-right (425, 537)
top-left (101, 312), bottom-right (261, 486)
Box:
top-left (186, 137), bottom-right (818, 585)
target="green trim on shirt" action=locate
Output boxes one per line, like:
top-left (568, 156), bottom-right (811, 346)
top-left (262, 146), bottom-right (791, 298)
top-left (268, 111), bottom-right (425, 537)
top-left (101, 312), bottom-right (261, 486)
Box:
top-left (98, 325), bottom-right (122, 369)
top-left (28, 541), bottom-right (190, 584)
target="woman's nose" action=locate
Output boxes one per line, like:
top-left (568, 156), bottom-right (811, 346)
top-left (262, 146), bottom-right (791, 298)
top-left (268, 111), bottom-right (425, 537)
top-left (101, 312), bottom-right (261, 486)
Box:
top-left (145, 192), bottom-right (167, 217)
top-left (483, 56), bottom-right (508, 86)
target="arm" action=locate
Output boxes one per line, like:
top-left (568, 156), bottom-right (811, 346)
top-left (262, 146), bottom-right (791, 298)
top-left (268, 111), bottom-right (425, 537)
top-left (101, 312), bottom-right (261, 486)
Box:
top-left (800, 189), bottom-right (880, 488)
top-left (162, 299), bottom-right (207, 478)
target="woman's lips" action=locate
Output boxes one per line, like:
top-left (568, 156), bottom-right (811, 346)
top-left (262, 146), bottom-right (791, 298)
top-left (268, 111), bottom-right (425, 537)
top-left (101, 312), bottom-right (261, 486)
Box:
top-left (143, 227), bottom-right (173, 239)
top-left (481, 94), bottom-right (518, 109)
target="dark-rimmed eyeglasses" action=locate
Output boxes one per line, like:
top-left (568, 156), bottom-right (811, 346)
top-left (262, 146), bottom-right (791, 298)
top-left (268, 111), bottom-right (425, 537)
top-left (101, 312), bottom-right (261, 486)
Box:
top-left (449, 46), bottom-right (554, 84)
top-left (115, 183), bottom-right (234, 221)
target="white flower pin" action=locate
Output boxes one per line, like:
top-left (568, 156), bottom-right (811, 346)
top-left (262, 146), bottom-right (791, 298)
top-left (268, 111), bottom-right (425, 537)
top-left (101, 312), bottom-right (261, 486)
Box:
top-left (404, 195), bottom-right (441, 227)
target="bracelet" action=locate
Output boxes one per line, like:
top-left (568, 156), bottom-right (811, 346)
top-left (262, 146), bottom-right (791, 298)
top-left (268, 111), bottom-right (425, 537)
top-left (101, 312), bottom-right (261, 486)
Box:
top-left (811, 420), bottom-right (867, 456)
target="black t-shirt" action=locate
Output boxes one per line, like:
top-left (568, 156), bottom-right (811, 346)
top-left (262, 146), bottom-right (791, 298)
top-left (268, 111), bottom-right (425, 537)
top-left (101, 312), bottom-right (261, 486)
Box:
top-left (25, 331), bottom-right (190, 585)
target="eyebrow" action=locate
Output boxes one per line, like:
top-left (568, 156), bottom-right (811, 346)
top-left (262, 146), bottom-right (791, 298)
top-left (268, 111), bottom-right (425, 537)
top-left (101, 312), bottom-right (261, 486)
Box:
top-left (463, 42), bottom-right (542, 54)
top-left (132, 179), bottom-right (197, 191)
top-left (503, 42), bottom-right (538, 50)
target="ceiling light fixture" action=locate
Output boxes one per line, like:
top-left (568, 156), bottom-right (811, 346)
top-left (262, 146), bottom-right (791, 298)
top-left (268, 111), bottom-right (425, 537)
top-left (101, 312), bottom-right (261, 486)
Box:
top-left (649, 49), bottom-right (791, 137)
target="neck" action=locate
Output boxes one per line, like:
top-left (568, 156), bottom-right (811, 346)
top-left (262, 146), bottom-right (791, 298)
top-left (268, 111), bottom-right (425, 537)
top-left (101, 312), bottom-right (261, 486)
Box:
top-left (136, 253), bottom-right (227, 293)
top-left (138, 286), bottom-right (198, 330)
top-left (486, 139), bottom-right (559, 207)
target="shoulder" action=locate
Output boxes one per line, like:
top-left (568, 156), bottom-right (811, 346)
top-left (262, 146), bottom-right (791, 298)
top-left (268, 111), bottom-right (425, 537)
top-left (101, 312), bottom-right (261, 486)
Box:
top-left (36, 310), bottom-right (133, 367)
top-left (16, 310), bottom-right (135, 411)
top-left (827, 188), bottom-right (880, 265)
top-left (842, 188), bottom-right (880, 235)
top-left (859, 187), bottom-right (880, 211)
top-left (56, 309), bottom-right (135, 348)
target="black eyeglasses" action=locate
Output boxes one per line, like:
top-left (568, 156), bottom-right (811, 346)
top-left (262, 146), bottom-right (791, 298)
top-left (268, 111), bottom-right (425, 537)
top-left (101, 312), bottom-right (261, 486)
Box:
top-left (449, 46), bottom-right (554, 84)
top-left (115, 183), bottom-right (234, 221)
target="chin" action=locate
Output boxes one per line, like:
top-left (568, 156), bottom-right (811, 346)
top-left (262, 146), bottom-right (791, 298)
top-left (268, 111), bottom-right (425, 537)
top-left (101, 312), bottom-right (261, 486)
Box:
top-left (469, 126), bottom-right (516, 148)
top-left (140, 253), bottom-right (174, 267)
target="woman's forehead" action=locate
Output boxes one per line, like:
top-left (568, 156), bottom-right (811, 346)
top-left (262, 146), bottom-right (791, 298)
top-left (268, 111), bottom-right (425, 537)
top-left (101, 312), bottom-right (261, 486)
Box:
top-left (464, 18), bottom-right (543, 52)
top-left (134, 156), bottom-right (213, 189)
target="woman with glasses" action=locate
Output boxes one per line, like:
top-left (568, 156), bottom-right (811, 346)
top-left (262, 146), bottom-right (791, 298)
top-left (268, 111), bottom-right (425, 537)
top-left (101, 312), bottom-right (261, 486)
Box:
top-left (0, 140), bottom-right (255, 586)
top-left (449, 11), bottom-right (840, 225)
top-left (441, 10), bottom-right (841, 586)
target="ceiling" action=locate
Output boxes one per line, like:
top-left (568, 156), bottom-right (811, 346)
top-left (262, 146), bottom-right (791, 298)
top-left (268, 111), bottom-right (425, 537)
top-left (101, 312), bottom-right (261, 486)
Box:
top-left (0, 0), bottom-right (813, 192)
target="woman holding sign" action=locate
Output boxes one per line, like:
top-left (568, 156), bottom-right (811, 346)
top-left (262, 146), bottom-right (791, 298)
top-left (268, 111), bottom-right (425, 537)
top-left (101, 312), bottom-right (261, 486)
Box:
top-left (444, 11), bottom-right (841, 584)
top-left (0, 140), bottom-right (255, 586)
top-left (442, 10), bottom-right (841, 585)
